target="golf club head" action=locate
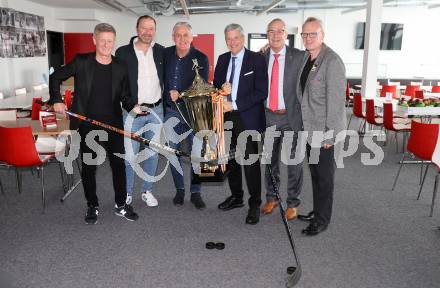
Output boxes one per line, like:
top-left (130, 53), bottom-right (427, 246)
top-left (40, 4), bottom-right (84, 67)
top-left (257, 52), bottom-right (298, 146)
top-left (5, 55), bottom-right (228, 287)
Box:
top-left (286, 265), bottom-right (302, 287)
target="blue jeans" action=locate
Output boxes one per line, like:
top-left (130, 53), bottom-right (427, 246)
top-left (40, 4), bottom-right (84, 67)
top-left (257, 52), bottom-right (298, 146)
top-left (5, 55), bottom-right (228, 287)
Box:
top-left (123, 104), bottom-right (163, 195)
top-left (164, 108), bottom-right (201, 193)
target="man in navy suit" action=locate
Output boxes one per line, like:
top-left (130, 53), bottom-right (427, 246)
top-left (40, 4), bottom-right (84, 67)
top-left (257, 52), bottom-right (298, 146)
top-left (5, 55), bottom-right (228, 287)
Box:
top-left (214, 23), bottom-right (268, 225)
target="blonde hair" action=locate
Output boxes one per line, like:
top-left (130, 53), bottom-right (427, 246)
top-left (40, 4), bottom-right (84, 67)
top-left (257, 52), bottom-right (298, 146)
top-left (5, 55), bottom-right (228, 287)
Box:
top-left (93, 23), bottom-right (116, 37)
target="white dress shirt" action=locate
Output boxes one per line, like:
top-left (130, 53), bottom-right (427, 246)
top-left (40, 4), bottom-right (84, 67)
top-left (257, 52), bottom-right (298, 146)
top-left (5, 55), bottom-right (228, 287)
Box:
top-left (133, 37), bottom-right (161, 104)
top-left (226, 48), bottom-right (245, 110)
top-left (266, 46), bottom-right (286, 110)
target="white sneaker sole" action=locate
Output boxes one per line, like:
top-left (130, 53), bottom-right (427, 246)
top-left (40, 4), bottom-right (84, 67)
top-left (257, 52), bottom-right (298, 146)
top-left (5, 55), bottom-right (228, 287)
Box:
top-left (142, 194), bottom-right (158, 207)
top-left (114, 212), bottom-right (136, 221)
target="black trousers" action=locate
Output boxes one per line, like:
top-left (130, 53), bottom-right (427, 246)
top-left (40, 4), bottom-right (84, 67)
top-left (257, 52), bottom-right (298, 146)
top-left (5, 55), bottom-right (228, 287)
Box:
top-left (224, 111), bottom-right (262, 208)
top-left (79, 123), bottom-right (126, 208)
top-left (306, 144), bottom-right (335, 226)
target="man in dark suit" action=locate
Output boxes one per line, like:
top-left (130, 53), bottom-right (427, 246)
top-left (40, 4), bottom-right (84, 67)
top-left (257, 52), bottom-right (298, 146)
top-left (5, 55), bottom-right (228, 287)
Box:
top-left (50, 23), bottom-right (142, 224)
top-left (261, 18), bottom-right (305, 221)
top-left (214, 23), bottom-right (268, 224)
top-left (163, 22), bottom-right (209, 209)
top-left (115, 15), bottom-right (164, 208)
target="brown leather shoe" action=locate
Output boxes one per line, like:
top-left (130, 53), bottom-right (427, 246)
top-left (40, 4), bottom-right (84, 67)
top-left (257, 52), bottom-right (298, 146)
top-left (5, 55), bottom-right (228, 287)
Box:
top-left (285, 207), bottom-right (297, 221)
top-left (261, 201), bottom-right (278, 215)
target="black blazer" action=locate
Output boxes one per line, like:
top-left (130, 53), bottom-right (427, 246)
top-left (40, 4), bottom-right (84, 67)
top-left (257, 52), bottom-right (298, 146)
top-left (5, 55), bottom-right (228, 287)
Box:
top-left (115, 37), bottom-right (165, 106)
top-left (49, 52), bottom-right (135, 130)
top-left (213, 48), bottom-right (268, 132)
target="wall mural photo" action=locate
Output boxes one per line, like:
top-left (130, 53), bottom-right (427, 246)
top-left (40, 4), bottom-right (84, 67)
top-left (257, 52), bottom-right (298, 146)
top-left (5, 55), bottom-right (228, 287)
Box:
top-left (0, 7), bottom-right (46, 58)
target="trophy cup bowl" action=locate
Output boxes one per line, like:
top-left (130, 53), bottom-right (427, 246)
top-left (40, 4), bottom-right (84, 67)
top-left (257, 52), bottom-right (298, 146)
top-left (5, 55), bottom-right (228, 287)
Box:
top-left (175, 59), bottom-right (228, 182)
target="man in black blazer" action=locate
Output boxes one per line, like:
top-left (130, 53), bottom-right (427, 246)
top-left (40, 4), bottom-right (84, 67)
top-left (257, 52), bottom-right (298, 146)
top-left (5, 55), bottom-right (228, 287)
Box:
top-left (115, 15), bottom-right (165, 208)
top-left (214, 23), bottom-right (268, 224)
top-left (261, 18), bottom-right (305, 221)
top-left (50, 23), bottom-right (141, 224)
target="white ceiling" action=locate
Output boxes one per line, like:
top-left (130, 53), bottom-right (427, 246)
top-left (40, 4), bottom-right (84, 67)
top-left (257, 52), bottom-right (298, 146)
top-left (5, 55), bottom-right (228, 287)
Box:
top-left (27, 0), bottom-right (104, 9)
top-left (26, 0), bottom-right (440, 16)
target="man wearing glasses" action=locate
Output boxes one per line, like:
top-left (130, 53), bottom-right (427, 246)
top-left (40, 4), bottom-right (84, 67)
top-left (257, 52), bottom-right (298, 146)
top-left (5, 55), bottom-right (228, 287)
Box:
top-left (296, 17), bottom-right (346, 236)
top-left (261, 18), bottom-right (305, 222)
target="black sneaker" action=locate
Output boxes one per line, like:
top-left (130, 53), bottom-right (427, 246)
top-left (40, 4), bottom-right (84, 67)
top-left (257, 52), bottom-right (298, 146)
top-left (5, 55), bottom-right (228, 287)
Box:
top-left (173, 189), bottom-right (185, 206)
top-left (114, 204), bottom-right (139, 221)
top-left (85, 206), bottom-right (98, 225)
top-left (190, 193), bottom-right (206, 210)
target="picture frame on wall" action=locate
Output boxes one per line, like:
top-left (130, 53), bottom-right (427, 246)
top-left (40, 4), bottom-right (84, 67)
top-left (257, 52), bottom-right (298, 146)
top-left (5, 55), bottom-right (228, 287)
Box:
top-left (0, 7), bottom-right (46, 58)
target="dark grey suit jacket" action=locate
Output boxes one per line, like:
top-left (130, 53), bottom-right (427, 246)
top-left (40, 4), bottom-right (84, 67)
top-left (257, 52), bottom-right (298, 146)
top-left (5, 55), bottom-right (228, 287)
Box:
top-left (265, 45), bottom-right (305, 132)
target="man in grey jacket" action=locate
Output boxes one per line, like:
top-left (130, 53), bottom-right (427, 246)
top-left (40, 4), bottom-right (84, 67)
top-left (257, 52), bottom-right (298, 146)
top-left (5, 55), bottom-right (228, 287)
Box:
top-left (261, 18), bottom-right (305, 221)
top-left (297, 17), bottom-right (346, 236)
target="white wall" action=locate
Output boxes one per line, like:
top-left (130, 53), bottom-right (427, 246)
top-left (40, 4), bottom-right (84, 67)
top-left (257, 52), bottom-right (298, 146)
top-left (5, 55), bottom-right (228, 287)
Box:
top-left (153, 7), bottom-right (440, 79)
top-left (0, 0), bottom-right (64, 96)
top-left (1, 2), bottom-right (440, 96)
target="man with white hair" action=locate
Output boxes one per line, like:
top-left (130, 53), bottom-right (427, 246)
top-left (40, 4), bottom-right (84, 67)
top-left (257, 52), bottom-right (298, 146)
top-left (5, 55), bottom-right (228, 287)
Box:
top-left (214, 23), bottom-right (268, 225)
top-left (163, 22), bottom-right (209, 209)
top-left (261, 18), bottom-right (305, 222)
top-left (296, 17), bottom-right (346, 236)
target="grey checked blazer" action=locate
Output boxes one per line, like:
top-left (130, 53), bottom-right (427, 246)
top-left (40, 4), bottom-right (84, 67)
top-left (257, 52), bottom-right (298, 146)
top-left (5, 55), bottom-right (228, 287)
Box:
top-left (296, 43), bottom-right (346, 145)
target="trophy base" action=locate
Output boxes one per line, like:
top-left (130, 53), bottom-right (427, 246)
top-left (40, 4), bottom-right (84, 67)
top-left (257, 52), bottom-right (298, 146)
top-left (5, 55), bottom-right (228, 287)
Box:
top-left (192, 167), bottom-right (229, 182)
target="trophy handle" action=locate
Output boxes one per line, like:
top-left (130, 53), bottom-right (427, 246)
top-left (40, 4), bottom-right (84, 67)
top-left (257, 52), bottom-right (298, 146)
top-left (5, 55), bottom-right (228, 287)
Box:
top-left (174, 101), bottom-right (192, 128)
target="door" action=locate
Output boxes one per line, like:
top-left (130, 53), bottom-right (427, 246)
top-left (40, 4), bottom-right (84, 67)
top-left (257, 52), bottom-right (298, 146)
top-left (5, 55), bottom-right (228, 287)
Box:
top-left (192, 34), bottom-right (214, 83)
top-left (46, 31), bottom-right (64, 69)
top-left (63, 33), bottom-right (95, 64)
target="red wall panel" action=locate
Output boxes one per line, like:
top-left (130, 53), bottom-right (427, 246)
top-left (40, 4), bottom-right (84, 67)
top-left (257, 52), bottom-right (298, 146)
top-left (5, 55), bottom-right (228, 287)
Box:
top-left (192, 34), bottom-right (214, 83)
top-left (64, 33), bottom-right (95, 64)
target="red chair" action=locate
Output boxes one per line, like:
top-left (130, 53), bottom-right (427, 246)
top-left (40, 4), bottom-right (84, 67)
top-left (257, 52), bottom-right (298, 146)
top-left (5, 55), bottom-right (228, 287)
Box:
top-left (383, 102), bottom-right (411, 152)
top-left (0, 126), bottom-right (58, 212)
top-left (414, 90), bottom-right (424, 99)
top-left (64, 89), bottom-right (72, 110)
top-left (392, 121), bottom-right (440, 216)
top-left (431, 86), bottom-right (440, 93)
top-left (380, 85), bottom-right (398, 99)
top-left (347, 93), bottom-right (365, 132)
top-left (31, 97), bottom-right (42, 120)
top-left (404, 85), bottom-right (421, 98)
top-left (365, 99), bottom-right (383, 128)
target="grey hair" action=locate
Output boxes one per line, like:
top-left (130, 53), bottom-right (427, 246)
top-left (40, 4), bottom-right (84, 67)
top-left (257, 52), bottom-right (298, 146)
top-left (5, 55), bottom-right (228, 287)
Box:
top-left (267, 18), bottom-right (286, 31)
top-left (302, 17), bottom-right (324, 34)
top-left (93, 23), bottom-right (116, 37)
top-left (224, 23), bottom-right (244, 38)
top-left (172, 22), bottom-right (192, 35)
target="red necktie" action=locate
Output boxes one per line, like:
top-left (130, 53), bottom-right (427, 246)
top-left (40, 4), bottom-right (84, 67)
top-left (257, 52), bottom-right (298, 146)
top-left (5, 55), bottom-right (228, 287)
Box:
top-left (269, 54), bottom-right (280, 111)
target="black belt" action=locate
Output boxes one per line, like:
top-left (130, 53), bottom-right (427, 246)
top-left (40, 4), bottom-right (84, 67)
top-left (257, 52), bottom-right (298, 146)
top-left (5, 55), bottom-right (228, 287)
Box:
top-left (140, 99), bottom-right (162, 108)
top-left (266, 108), bottom-right (287, 115)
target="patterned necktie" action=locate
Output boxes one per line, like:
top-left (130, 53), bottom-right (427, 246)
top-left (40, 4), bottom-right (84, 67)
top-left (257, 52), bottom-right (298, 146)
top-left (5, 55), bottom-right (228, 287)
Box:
top-left (227, 57), bottom-right (237, 102)
top-left (269, 54), bottom-right (280, 111)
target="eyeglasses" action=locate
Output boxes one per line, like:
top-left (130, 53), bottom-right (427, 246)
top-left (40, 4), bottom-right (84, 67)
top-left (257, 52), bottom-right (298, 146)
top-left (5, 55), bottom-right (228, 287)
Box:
top-left (267, 29), bottom-right (285, 36)
top-left (300, 32), bottom-right (319, 39)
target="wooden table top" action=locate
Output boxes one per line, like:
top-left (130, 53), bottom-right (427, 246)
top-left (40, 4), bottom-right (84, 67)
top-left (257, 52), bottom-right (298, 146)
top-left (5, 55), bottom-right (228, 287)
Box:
top-left (0, 118), bottom-right (70, 136)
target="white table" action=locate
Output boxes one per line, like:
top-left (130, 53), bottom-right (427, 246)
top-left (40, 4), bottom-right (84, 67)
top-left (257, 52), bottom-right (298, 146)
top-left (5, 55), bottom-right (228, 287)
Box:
top-left (354, 84), bottom-right (433, 91)
top-left (0, 90), bottom-right (49, 109)
top-left (423, 92), bottom-right (440, 99)
top-left (397, 106), bottom-right (440, 116)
